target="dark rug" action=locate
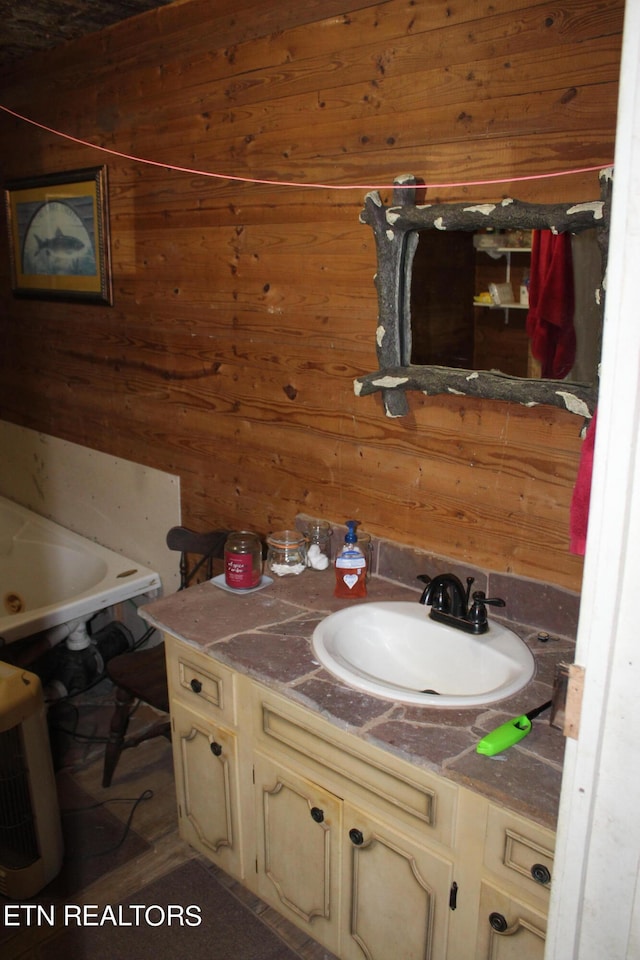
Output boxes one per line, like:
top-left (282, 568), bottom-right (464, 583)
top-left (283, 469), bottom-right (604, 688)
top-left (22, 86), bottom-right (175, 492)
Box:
top-left (38, 858), bottom-right (302, 960)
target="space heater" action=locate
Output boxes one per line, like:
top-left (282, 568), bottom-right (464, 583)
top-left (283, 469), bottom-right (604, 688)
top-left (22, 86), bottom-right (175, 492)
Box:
top-left (0, 662), bottom-right (64, 898)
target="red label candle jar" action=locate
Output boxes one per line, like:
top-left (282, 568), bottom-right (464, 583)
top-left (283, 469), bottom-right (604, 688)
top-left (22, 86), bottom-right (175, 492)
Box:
top-left (224, 531), bottom-right (263, 589)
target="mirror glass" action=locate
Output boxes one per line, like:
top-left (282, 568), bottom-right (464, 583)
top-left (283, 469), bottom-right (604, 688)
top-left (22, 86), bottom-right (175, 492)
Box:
top-left (409, 228), bottom-right (602, 384)
top-left (355, 171), bottom-right (611, 418)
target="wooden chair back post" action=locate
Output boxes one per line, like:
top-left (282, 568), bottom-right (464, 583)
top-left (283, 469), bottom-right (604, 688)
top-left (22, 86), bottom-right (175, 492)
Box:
top-left (102, 526), bottom-right (228, 788)
top-left (166, 526), bottom-right (229, 589)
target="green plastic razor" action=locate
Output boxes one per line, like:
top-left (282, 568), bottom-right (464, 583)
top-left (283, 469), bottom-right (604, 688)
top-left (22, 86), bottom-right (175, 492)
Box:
top-left (476, 700), bottom-right (552, 756)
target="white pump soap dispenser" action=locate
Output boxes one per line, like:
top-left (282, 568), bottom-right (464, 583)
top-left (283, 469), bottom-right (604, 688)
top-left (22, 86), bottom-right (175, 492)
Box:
top-left (334, 520), bottom-right (367, 598)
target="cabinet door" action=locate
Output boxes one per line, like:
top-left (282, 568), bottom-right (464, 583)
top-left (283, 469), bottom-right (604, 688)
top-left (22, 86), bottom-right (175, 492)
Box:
top-left (253, 752), bottom-right (341, 955)
top-left (341, 802), bottom-right (453, 960)
top-left (171, 700), bottom-right (242, 878)
top-left (475, 882), bottom-right (546, 960)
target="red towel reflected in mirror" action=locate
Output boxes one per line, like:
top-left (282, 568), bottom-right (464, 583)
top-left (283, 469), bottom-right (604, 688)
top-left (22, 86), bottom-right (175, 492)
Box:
top-left (526, 230), bottom-right (576, 379)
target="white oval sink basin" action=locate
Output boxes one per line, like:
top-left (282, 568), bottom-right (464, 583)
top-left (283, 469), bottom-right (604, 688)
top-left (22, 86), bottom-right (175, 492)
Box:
top-left (312, 601), bottom-right (535, 707)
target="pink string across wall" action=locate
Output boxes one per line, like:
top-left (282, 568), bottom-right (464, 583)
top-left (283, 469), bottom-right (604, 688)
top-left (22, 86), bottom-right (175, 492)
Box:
top-left (0, 103), bottom-right (612, 192)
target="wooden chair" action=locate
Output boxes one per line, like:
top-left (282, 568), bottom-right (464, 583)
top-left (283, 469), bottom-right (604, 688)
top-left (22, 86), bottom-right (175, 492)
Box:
top-left (101, 526), bottom-right (228, 787)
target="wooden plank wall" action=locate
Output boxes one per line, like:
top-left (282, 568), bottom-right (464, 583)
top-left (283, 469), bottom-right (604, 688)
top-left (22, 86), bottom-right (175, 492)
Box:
top-left (0, 0), bottom-right (624, 592)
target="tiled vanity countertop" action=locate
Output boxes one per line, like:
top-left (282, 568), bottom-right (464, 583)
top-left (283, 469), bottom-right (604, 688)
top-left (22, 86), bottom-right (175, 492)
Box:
top-left (140, 570), bottom-right (573, 831)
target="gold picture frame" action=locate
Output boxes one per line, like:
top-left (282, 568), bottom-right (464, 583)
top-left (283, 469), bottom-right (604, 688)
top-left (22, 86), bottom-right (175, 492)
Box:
top-left (4, 166), bottom-right (112, 304)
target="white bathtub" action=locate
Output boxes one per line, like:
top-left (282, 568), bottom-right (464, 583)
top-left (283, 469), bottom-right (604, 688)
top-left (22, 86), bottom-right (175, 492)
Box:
top-left (0, 496), bottom-right (161, 645)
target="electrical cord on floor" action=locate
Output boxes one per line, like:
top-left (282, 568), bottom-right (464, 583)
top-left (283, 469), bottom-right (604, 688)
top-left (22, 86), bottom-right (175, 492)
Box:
top-left (49, 701), bottom-right (142, 742)
top-left (47, 700), bottom-right (108, 744)
top-left (49, 725), bottom-right (110, 743)
top-left (60, 788), bottom-right (155, 860)
top-left (48, 693), bottom-right (143, 743)
top-left (45, 673), bottom-right (110, 706)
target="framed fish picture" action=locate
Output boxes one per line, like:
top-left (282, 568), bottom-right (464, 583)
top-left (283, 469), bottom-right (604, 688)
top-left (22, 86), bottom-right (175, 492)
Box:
top-left (4, 166), bottom-right (112, 304)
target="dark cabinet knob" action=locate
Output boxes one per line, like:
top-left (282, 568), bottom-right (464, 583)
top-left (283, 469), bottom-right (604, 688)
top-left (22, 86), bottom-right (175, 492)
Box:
top-left (310, 807), bottom-right (324, 823)
top-left (489, 912), bottom-right (509, 933)
top-left (190, 678), bottom-right (202, 693)
top-left (210, 741), bottom-right (222, 756)
top-left (349, 828), bottom-right (364, 846)
top-left (531, 862), bottom-right (552, 885)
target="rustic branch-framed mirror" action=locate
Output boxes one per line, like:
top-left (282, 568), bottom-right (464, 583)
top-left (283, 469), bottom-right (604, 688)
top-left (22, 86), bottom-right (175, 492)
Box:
top-left (355, 169), bottom-right (612, 418)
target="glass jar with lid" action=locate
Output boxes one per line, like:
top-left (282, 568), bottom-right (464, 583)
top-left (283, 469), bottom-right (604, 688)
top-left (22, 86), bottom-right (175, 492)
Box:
top-left (266, 530), bottom-right (307, 576)
top-left (301, 520), bottom-right (332, 570)
top-left (224, 531), bottom-right (263, 589)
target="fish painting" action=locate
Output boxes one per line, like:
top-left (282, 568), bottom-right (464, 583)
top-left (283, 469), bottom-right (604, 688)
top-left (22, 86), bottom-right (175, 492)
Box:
top-left (20, 198), bottom-right (97, 277)
top-left (34, 227), bottom-right (85, 257)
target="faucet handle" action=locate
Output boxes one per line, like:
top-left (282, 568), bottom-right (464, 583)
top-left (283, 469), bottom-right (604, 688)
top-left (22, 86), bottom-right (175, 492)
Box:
top-left (471, 590), bottom-right (506, 607)
top-left (480, 594), bottom-right (506, 608)
top-left (417, 574), bottom-right (432, 605)
top-left (469, 591), bottom-right (506, 628)
top-left (417, 574), bottom-right (452, 611)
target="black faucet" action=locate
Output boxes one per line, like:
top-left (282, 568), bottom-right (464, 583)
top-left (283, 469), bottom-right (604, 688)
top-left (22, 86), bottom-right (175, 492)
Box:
top-left (417, 573), bottom-right (505, 635)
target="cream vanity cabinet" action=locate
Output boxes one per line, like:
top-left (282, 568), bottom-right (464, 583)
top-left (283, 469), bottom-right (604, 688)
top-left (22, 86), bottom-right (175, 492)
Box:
top-left (474, 801), bottom-right (554, 960)
top-left (252, 752), bottom-right (343, 953)
top-left (252, 686), bottom-right (457, 960)
top-left (164, 636), bottom-right (555, 960)
top-left (165, 639), bottom-right (245, 880)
